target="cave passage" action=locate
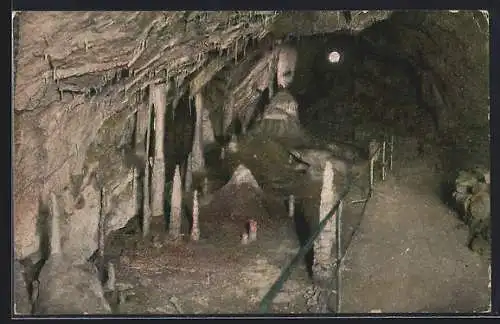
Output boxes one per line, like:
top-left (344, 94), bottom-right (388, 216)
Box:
top-left (13, 10), bottom-right (490, 316)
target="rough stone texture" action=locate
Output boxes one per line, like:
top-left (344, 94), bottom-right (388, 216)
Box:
top-left (13, 116), bottom-right (46, 259)
top-left (63, 170), bottom-right (100, 263)
top-left (34, 260), bottom-right (112, 315)
top-left (104, 168), bottom-right (137, 236)
top-left (13, 261), bottom-right (32, 315)
top-left (452, 168), bottom-right (491, 257)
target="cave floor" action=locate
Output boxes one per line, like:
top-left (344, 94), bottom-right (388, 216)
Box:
top-left (107, 203), bottom-right (315, 315)
top-left (339, 138), bottom-right (491, 313)
top-left (105, 137), bottom-right (490, 315)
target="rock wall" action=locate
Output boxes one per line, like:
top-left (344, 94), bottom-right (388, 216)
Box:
top-left (13, 11), bottom-right (281, 261)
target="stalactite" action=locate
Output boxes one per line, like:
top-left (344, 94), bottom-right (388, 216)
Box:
top-left (201, 106), bottom-right (216, 146)
top-left (276, 44), bottom-right (298, 89)
top-left (312, 161), bottom-right (336, 283)
top-left (135, 102), bottom-right (149, 151)
top-left (169, 164), bottom-right (183, 241)
top-left (223, 102), bottom-right (234, 137)
top-left (190, 190), bottom-right (200, 241)
top-left (268, 50), bottom-right (278, 99)
top-left (192, 91), bottom-right (205, 172)
top-left (150, 83), bottom-right (168, 217)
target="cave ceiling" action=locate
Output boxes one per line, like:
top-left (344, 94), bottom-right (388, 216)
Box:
top-left (13, 11), bottom-right (392, 115)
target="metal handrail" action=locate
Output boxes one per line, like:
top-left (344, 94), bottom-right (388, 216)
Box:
top-left (258, 141), bottom-right (388, 313)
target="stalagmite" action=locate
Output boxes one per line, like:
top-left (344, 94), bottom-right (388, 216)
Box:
top-left (142, 100), bottom-right (153, 238)
top-left (369, 139), bottom-right (380, 161)
top-left (192, 92), bottom-right (205, 172)
top-left (190, 190), bottom-right (200, 241)
top-left (150, 83), bottom-right (167, 217)
top-left (132, 167), bottom-right (139, 217)
top-left (248, 219), bottom-right (257, 242)
top-left (169, 164), bottom-right (183, 241)
top-left (105, 262), bottom-right (116, 292)
top-left (202, 177), bottom-right (209, 196)
top-left (288, 194), bottom-right (295, 218)
top-left (228, 134), bottom-right (238, 153)
top-left (241, 232), bottom-right (249, 245)
top-left (312, 161), bottom-right (336, 283)
top-left (48, 192), bottom-right (61, 255)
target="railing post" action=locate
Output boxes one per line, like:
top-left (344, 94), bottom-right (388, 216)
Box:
top-left (336, 199), bottom-right (343, 313)
top-left (382, 140), bottom-right (387, 181)
top-left (368, 139), bottom-right (379, 198)
top-left (369, 157), bottom-right (374, 197)
top-left (389, 135), bottom-right (394, 171)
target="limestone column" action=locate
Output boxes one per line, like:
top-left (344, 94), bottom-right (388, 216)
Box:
top-left (192, 92), bottom-right (205, 173)
top-left (149, 83), bottom-right (168, 217)
top-left (142, 101), bottom-right (153, 238)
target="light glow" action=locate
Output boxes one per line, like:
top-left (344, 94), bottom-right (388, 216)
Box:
top-left (328, 51), bottom-right (341, 63)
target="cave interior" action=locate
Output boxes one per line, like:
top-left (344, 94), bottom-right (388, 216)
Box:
top-left (13, 10), bottom-right (490, 315)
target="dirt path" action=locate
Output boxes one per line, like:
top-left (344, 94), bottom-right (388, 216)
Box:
top-left (339, 139), bottom-right (490, 313)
